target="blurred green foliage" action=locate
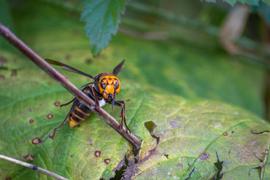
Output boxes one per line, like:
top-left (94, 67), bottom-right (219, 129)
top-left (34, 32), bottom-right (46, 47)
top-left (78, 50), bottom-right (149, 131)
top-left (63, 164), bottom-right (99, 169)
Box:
top-left (79, 0), bottom-right (266, 54)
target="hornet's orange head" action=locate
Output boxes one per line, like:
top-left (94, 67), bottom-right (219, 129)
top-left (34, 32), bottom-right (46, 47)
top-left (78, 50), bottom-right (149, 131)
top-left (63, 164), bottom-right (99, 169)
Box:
top-left (94, 60), bottom-right (125, 102)
top-left (97, 74), bottom-right (121, 101)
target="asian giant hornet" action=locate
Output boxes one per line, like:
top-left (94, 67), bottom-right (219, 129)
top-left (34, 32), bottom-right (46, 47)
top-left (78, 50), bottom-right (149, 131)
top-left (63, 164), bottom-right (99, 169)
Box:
top-left (36, 59), bottom-right (129, 143)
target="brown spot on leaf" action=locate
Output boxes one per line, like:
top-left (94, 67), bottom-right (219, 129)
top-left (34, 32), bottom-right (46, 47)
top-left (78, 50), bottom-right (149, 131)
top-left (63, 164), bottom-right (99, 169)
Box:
top-left (88, 138), bottom-right (93, 145)
top-left (94, 150), bottom-right (101, 157)
top-left (46, 113), bottom-right (54, 119)
top-left (177, 163), bottom-right (183, 169)
top-left (29, 118), bottom-right (35, 124)
top-left (65, 54), bottom-right (71, 60)
top-left (199, 152), bottom-right (209, 160)
top-left (104, 158), bottom-right (111, 165)
top-left (10, 69), bottom-right (17, 77)
top-left (85, 58), bottom-right (93, 64)
top-left (223, 132), bottom-right (228, 136)
top-left (32, 137), bottom-right (42, 144)
top-left (169, 118), bottom-right (181, 128)
top-left (0, 75), bottom-right (5, 80)
top-left (0, 56), bottom-right (7, 66)
top-left (23, 154), bottom-right (34, 162)
top-left (54, 101), bottom-right (61, 107)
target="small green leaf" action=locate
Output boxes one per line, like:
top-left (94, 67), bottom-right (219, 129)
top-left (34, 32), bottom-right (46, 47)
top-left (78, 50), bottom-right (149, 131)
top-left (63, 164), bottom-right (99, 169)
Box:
top-left (81, 0), bottom-right (126, 55)
top-left (132, 95), bottom-right (270, 179)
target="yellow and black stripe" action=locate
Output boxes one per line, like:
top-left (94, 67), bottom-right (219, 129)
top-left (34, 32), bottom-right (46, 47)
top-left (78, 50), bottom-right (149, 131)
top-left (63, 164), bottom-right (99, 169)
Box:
top-left (68, 86), bottom-right (93, 128)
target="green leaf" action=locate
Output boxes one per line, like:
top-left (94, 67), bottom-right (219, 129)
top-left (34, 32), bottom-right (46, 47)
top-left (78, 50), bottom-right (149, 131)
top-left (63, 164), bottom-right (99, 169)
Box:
top-left (81, 0), bottom-right (126, 55)
top-left (133, 95), bottom-right (270, 179)
top-left (0, 51), bottom-right (131, 179)
top-left (0, 58), bottom-right (270, 179)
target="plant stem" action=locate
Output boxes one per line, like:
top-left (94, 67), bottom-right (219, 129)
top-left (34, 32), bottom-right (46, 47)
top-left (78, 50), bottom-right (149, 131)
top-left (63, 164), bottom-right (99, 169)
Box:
top-left (0, 23), bottom-right (141, 150)
top-left (0, 154), bottom-right (67, 180)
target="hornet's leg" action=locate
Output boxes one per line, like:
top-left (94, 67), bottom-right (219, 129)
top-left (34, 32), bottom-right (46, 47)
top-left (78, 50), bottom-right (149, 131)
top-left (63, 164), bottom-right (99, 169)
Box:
top-left (48, 113), bottom-right (70, 139)
top-left (38, 105), bottom-right (74, 144)
top-left (114, 100), bottom-right (130, 131)
top-left (59, 83), bottom-right (92, 108)
top-left (60, 98), bottom-right (75, 107)
top-left (90, 86), bottom-right (100, 109)
top-left (38, 117), bottom-right (67, 143)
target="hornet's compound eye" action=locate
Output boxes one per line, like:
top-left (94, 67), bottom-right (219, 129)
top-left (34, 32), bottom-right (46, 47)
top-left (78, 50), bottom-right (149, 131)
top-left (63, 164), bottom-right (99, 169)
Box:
top-left (101, 82), bottom-right (106, 89)
top-left (114, 80), bottom-right (119, 89)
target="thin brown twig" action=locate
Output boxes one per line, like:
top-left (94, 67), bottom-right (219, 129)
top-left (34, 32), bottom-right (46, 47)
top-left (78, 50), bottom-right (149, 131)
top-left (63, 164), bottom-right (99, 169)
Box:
top-left (0, 23), bottom-right (141, 150)
top-left (0, 154), bottom-right (68, 180)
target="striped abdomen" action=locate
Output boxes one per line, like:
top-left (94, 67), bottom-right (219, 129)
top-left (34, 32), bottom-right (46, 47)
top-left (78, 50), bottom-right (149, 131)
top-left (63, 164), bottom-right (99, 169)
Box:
top-left (68, 103), bottom-right (91, 128)
top-left (68, 86), bottom-right (93, 128)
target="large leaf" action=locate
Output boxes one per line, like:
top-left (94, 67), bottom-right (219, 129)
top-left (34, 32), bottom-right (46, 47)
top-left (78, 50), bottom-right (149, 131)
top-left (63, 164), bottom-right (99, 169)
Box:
top-left (81, 0), bottom-right (126, 55)
top-left (0, 55), bottom-right (270, 179)
top-left (133, 95), bottom-right (270, 179)
top-left (0, 60), bottom-right (130, 179)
